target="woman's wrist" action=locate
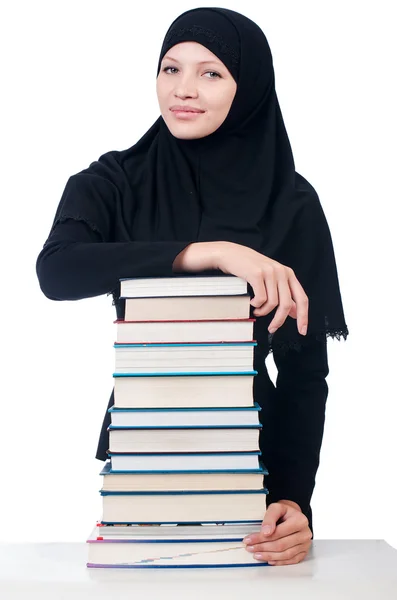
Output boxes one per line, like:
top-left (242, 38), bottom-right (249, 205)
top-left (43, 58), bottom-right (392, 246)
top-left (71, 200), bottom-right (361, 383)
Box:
top-left (277, 499), bottom-right (302, 512)
top-left (172, 241), bottom-right (226, 272)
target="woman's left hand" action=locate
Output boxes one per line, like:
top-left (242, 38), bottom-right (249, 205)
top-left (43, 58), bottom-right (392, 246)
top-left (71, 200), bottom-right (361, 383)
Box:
top-left (243, 500), bottom-right (312, 566)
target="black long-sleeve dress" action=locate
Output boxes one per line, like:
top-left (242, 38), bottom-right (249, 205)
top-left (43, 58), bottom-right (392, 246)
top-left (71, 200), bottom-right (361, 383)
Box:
top-left (36, 216), bottom-right (329, 537)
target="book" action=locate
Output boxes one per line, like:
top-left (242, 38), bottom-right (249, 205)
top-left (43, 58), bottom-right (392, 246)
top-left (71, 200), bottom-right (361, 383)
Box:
top-left (115, 318), bottom-right (255, 344)
top-left (86, 524), bottom-right (269, 568)
top-left (120, 275), bottom-right (248, 298)
top-left (114, 342), bottom-right (257, 374)
top-left (100, 489), bottom-right (268, 524)
top-left (108, 425), bottom-right (262, 453)
top-left (124, 295), bottom-right (251, 321)
top-left (113, 372), bottom-right (257, 409)
top-left (108, 403), bottom-right (261, 428)
top-left (100, 460), bottom-right (267, 491)
top-left (107, 451), bottom-right (263, 472)
top-left (86, 538), bottom-right (268, 568)
top-left (94, 522), bottom-right (263, 538)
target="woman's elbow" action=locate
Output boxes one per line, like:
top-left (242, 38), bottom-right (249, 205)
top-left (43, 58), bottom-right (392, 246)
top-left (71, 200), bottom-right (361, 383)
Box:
top-left (36, 250), bottom-right (79, 301)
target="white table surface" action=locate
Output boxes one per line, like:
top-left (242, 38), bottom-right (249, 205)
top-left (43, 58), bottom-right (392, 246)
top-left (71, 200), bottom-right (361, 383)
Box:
top-left (0, 540), bottom-right (396, 599)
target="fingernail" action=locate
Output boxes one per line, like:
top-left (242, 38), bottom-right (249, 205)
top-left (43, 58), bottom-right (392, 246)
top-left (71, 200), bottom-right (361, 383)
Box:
top-left (300, 325), bottom-right (307, 335)
top-left (244, 537), bottom-right (253, 545)
top-left (253, 553), bottom-right (263, 560)
top-left (268, 327), bottom-right (276, 334)
top-left (261, 525), bottom-right (272, 534)
top-left (245, 546), bottom-right (255, 552)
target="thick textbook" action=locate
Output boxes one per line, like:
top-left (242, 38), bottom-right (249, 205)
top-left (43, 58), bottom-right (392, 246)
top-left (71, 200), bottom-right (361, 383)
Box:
top-left (114, 342), bottom-right (256, 374)
top-left (94, 522), bottom-right (263, 538)
top-left (124, 295), bottom-right (250, 321)
top-left (119, 275), bottom-right (248, 298)
top-left (107, 451), bottom-right (262, 472)
top-left (113, 372), bottom-right (257, 408)
top-left (100, 489), bottom-right (268, 524)
top-left (86, 536), bottom-right (268, 569)
top-left (108, 425), bottom-right (261, 453)
top-left (108, 403), bottom-right (261, 427)
top-left (100, 460), bottom-right (267, 491)
top-left (115, 318), bottom-right (255, 344)
top-left (87, 521), bottom-right (268, 569)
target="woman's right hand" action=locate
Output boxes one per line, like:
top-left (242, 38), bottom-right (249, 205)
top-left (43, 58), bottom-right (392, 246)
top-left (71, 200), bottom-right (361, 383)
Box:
top-left (173, 241), bottom-right (308, 336)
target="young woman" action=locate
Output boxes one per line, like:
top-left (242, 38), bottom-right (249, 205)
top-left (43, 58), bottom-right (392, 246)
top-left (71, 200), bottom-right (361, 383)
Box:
top-left (36, 7), bottom-right (349, 566)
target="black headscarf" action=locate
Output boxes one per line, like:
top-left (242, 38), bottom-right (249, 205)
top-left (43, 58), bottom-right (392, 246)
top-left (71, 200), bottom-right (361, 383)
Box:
top-left (152, 6), bottom-right (349, 353)
top-left (52, 6), bottom-right (349, 355)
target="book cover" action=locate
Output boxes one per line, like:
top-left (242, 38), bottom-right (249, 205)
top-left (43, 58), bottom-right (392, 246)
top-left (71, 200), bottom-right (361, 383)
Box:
top-left (100, 460), bottom-right (268, 476)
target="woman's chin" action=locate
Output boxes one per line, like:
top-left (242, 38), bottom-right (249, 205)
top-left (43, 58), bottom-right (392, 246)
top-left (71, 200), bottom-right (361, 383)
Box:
top-left (163, 117), bottom-right (216, 140)
top-left (169, 126), bottom-right (208, 140)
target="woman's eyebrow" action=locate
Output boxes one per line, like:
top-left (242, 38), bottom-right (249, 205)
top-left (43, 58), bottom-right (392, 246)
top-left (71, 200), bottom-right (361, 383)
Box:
top-left (163, 56), bottom-right (222, 66)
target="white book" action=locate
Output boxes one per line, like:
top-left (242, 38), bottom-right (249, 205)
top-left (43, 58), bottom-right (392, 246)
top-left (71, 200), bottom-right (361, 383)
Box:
top-left (120, 275), bottom-right (248, 298)
top-left (108, 403), bottom-right (261, 427)
top-left (108, 426), bottom-right (261, 453)
top-left (114, 342), bottom-right (256, 374)
top-left (113, 373), bottom-right (256, 408)
top-left (93, 522), bottom-right (263, 538)
top-left (124, 295), bottom-right (251, 321)
top-left (115, 318), bottom-right (255, 344)
top-left (100, 490), bottom-right (267, 523)
top-left (86, 530), bottom-right (268, 568)
top-left (100, 462), bottom-right (266, 491)
top-left (108, 452), bottom-right (262, 472)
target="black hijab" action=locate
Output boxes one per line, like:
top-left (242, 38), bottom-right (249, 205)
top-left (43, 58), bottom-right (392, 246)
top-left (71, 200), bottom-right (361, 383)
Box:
top-left (153, 7), bottom-right (349, 353)
top-left (53, 6), bottom-right (349, 355)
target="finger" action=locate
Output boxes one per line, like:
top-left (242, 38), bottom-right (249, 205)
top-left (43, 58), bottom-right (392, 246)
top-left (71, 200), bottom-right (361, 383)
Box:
top-left (261, 502), bottom-right (288, 532)
top-left (245, 509), bottom-right (308, 546)
top-left (249, 271), bottom-right (268, 309)
top-left (243, 504), bottom-right (288, 545)
top-left (289, 300), bottom-right (297, 319)
top-left (267, 512), bottom-right (309, 539)
top-left (257, 298), bottom-right (297, 320)
top-left (268, 550), bottom-right (309, 566)
top-left (245, 530), bottom-right (312, 554)
top-left (252, 269), bottom-right (278, 317)
top-left (287, 271), bottom-right (309, 335)
top-left (252, 543), bottom-right (310, 564)
top-left (266, 274), bottom-right (293, 331)
top-left (256, 296), bottom-right (297, 314)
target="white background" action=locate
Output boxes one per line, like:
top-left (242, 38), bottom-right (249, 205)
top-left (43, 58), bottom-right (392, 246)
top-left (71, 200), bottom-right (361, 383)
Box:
top-left (1, 0), bottom-right (396, 545)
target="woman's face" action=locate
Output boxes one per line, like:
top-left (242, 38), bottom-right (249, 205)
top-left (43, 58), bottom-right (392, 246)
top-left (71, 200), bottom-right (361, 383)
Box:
top-left (156, 42), bottom-right (237, 140)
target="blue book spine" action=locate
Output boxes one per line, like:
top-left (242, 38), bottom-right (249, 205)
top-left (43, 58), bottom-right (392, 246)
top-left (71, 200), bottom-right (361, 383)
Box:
top-left (107, 451), bottom-right (262, 456)
top-left (108, 424), bottom-right (262, 430)
top-left (91, 538), bottom-right (248, 544)
top-left (114, 342), bottom-right (257, 348)
top-left (100, 463), bottom-right (268, 475)
top-left (113, 371), bottom-right (258, 377)
top-left (108, 403), bottom-right (261, 413)
top-left (100, 489), bottom-right (268, 496)
top-left (87, 563), bottom-right (270, 569)
top-left (100, 519), bottom-right (266, 525)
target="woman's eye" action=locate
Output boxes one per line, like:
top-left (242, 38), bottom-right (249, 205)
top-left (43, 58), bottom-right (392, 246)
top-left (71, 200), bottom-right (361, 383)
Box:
top-left (163, 67), bottom-right (178, 74)
top-left (163, 66), bottom-right (221, 78)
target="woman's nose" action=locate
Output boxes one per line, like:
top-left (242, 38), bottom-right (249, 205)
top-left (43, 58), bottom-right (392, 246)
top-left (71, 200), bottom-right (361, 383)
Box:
top-left (174, 77), bottom-right (198, 98)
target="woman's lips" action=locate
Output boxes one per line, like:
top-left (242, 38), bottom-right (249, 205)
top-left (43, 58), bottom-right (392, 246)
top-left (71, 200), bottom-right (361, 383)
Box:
top-left (171, 110), bottom-right (204, 119)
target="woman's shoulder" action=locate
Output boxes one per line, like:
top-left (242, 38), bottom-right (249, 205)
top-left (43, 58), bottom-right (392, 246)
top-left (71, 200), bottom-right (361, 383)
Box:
top-left (73, 142), bottom-right (148, 192)
top-left (74, 148), bottom-right (124, 187)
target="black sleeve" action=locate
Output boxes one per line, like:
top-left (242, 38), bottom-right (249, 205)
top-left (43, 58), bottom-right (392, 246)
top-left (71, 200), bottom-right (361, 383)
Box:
top-left (36, 218), bottom-right (192, 301)
top-left (264, 333), bottom-right (329, 527)
top-left (36, 157), bottom-right (193, 301)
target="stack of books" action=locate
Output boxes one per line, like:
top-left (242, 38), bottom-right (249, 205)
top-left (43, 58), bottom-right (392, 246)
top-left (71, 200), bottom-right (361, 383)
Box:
top-left (86, 275), bottom-right (269, 568)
